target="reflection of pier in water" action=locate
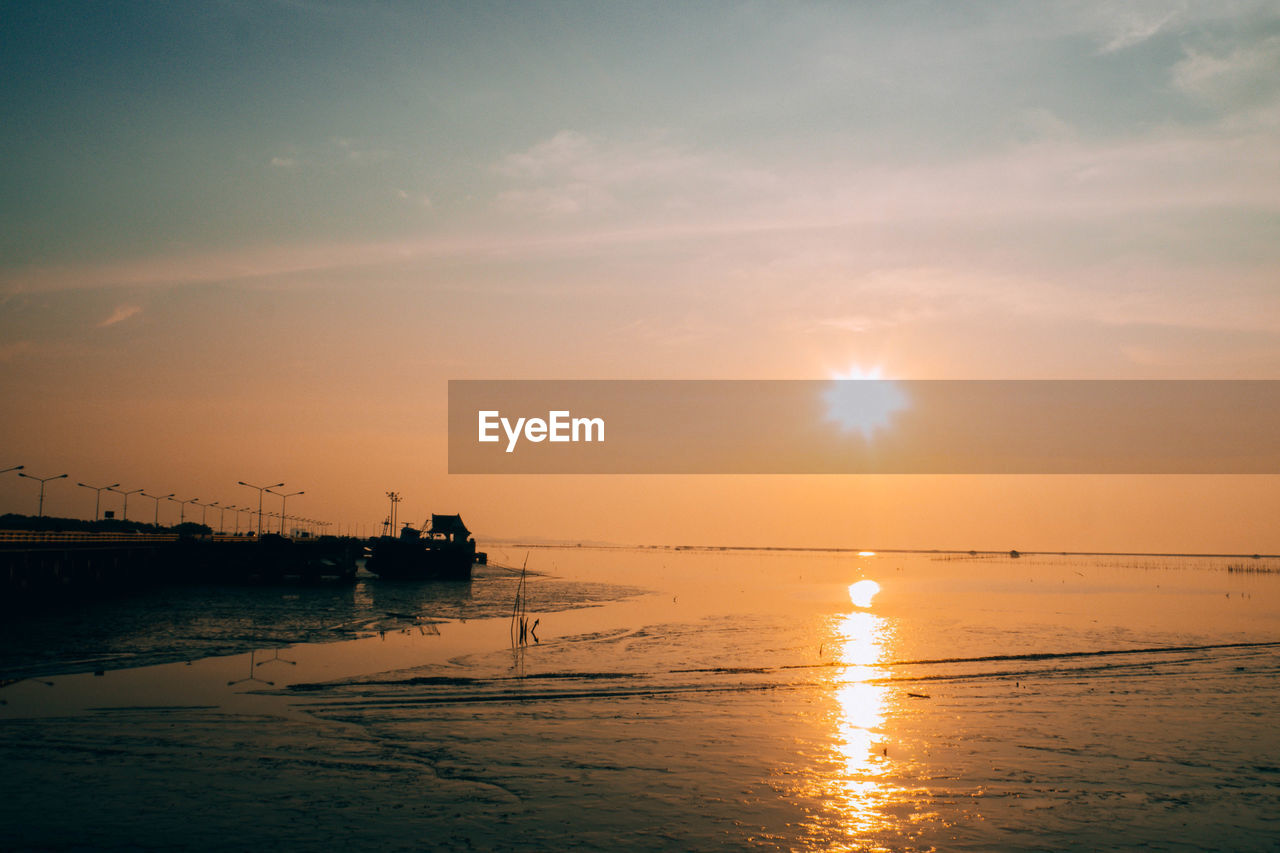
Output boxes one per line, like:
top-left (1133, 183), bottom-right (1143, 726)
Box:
top-left (228, 649), bottom-right (275, 687)
top-left (226, 647), bottom-right (298, 689)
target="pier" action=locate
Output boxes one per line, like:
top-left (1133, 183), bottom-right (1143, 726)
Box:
top-left (0, 531), bottom-right (361, 607)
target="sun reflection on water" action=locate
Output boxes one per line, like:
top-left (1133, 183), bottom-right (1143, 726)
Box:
top-left (828, 610), bottom-right (896, 837)
top-left (848, 579), bottom-right (881, 608)
top-left (789, 585), bottom-right (922, 850)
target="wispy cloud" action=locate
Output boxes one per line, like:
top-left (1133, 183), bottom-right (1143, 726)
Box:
top-left (394, 188), bottom-right (433, 209)
top-left (493, 131), bottom-right (777, 218)
top-left (5, 119), bottom-right (1277, 298)
top-left (1093, 4), bottom-right (1182, 53)
top-left (98, 304), bottom-right (142, 327)
top-left (267, 137), bottom-right (393, 172)
top-left (1173, 34), bottom-right (1280, 106)
top-left (333, 136), bottom-right (391, 164)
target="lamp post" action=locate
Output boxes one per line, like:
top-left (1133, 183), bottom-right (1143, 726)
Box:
top-left (194, 500), bottom-right (217, 530)
top-left (225, 505), bottom-right (241, 535)
top-left (141, 492), bottom-right (174, 527)
top-left (19, 472), bottom-right (68, 517)
top-left (1, 464), bottom-right (23, 476)
top-left (76, 481), bottom-right (119, 521)
top-left (167, 496), bottom-right (198, 525)
top-left (214, 502), bottom-right (228, 534)
top-left (386, 491), bottom-right (402, 536)
top-left (267, 488), bottom-right (304, 536)
top-left (238, 480), bottom-right (283, 537)
top-left (106, 486), bottom-right (142, 522)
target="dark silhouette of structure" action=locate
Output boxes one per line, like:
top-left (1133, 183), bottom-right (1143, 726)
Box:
top-left (365, 513), bottom-right (478, 580)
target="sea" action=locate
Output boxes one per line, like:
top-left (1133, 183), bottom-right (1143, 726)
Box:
top-left (2, 546), bottom-right (1278, 851)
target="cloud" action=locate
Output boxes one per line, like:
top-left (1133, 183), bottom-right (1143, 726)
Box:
top-left (493, 131), bottom-right (601, 180)
top-left (1093, 4), bottom-right (1182, 53)
top-left (496, 182), bottom-right (617, 217)
top-left (7, 119), bottom-right (1276, 294)
top-left (1012, 108), bottom-right (1077, 143)
top-left (395, 189), bottom-right (434, 209)
top-left (269, 138), bottom-right (392, 172)
top-left (994, 1), bottom-right (1280, 63)
top-left (1173, 34), bottom-right (1280, 105)
top-left (98, 305), bottom-right (142, 327)
top-left (6, 102), bottom-right (1279, 351)
top-left (493, 130), bottom-right (777, 218)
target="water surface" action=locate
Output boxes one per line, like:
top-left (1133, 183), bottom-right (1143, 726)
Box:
top-left (2, 548), bottom-right (1278, 850)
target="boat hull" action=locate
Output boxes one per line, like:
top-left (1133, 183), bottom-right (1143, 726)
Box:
top-left (364, 536), bottom-right (474, 581)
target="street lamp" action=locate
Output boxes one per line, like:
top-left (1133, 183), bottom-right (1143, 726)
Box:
top-left (76, 481), bottom-right (119, 521)
top-left (224, 505), bottom-right (241, 535)
top-left (1, 464), bottom-right (23, 476)
top-left (19, 472), bottom-right (68, 517)
top-left (238, 480), bottom-right (283, 537)
top-left (266, 488), bottom-right (304, 536)
top-left (386, 491), bottom-right (402, 536)
top-left (106, 486), bottom-right (144, 522)
top-left (166, 496), bottom-right (199, 525)
top-left (106, 484), bottom-right (144, 517)
top-left (193, 500), bottom-right (217, 530)
top-left (141, 492), bottom-right (174, 526)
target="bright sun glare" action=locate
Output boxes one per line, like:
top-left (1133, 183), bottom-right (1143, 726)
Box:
top-left (848, 579), bottom-right (881, 608)
top-left (823, 365), bottom-right (910, 440)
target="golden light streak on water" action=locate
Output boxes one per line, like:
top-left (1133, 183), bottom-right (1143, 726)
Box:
top-left (848, 579), bottom-right (881, 608)
top-left (828, 610), bottom-right (897, 839)
top-left (792, 597), bottom-right (914, 850)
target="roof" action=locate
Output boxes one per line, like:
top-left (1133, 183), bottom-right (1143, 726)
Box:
top-left (430, 514), bottom-right (469, 536)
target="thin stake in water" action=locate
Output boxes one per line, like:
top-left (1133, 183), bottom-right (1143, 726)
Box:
top-left (510, 551), bottom-right (539, 648)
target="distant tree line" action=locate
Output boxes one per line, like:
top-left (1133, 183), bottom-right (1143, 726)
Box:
top-left (0, 513), bottom-right (215, 537)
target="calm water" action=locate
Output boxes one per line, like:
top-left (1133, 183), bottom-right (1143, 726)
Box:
top-left (2, 548), bottom-right (1279, 851)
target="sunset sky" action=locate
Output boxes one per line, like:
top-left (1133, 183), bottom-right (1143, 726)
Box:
top-left (2, 2), bottom-right (1278, 551)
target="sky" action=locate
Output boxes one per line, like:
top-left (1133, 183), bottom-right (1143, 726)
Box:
top-left (1, 1), bottom-right (1278, 551)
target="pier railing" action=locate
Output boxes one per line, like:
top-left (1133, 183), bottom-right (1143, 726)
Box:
top-left (0, 531), bottom-right (182, 544)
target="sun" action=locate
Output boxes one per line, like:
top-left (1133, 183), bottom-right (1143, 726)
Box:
top-left (823, 365), bottom-right (909, 440)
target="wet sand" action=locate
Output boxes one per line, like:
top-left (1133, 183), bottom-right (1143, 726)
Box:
top-left (2, 549), bottom-right (1278, 850)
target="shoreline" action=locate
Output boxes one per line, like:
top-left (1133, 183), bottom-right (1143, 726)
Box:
top-left (492, 540), bottom-right (1280, 559)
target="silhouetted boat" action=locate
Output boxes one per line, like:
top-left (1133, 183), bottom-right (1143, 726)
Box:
top-left (364, 514), bottom-right (477, 580)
